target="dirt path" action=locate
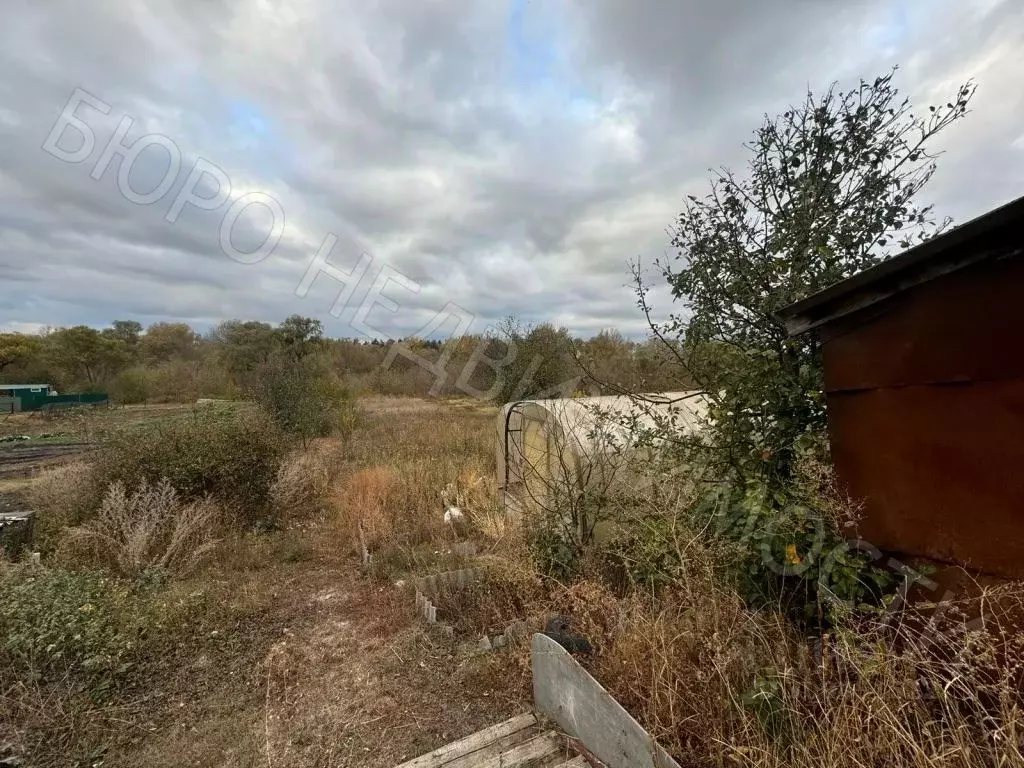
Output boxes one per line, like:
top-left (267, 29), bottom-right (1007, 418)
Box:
top-left (106, 543), bottom-right (528, 768)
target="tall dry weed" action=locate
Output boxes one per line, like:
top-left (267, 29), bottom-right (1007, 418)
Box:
top-left (510, 453), bottom-right (1024, 768)
top-left (270, 441), bottom-right (343, 520)
top-left (334, 466), bottom-right (398, 553)
top-left (333, 403), bottom-right (501, 558)
top-left (29, 461), bottom-right (101, 553)
top-left (63, 478), bottom-right (221, 577)
top-left (590, 558), bottom-right (1024, 768)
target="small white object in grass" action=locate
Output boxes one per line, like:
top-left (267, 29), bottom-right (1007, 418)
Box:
top-left (443, 506), bottom-right (464, 524)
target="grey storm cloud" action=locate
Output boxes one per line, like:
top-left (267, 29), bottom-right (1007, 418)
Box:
top-left (1, 0), bottom-right (1022, 338)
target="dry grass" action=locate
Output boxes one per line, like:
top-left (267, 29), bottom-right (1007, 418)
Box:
top-left (333, 399), bottom-right (501, 568)
top-left (63, 478), bottom-right (221, 577)
top-left (568, 523), bottom-right (1024, 768)
top-left (28, 460), bottom-right (100, 553)
top-left (28, 460), bottom-right (96, 518)
top-left (270, 440), bottom-right (344, 520)
top-left (1, 398), bottom-right (528, 768)
top-left (335, 465), bottom-right (399, 552)
top-left (11, 395), bottom-right (1024, 768)
top-left (428, 564), bottom-right (550, 636)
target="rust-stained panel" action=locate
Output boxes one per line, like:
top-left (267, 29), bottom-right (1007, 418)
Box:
top-left (781, 199), bottom-right (1024, 585)
top-left (822, 253), bottom-right (1024, 393)
top-left (827, 379), bottom-right (1024, 581)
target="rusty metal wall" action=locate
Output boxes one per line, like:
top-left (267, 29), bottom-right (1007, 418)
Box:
top-left (821, 249), bottom-right (1024, 581)
top-left (828, 381), bottom-right (1024, 579)
top-left (822, 253), bottom-right (1024, 391)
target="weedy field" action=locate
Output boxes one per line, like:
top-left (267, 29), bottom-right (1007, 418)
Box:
top-left (0, 398), bottom-right (530, 768)
top-left (4, 396), bottom-right (1024, 768)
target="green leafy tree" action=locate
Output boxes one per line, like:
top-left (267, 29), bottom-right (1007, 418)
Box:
top-left (248, 358), bottom-right (357, 448)
top-left (641, 70), bottom-right (975, 617)
top-left (0, 333), bottom-right (41, 373)
top-left (46, 326), bottom-right (128, 387)
top-left (141, 322), bottom-right (200, 362)
top-left (490, 318), bottom-right (580, 402)
top-left (103, 320), bottom-right (143, 349)
top-left (651, 70), bottom-right (974, 480)
top-left (275, 315), bottom-right (324, 362)
top-left (210, 320), bottom-right (278, 379)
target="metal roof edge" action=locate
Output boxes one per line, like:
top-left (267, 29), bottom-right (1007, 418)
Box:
top-left (776, 194), bottom-right (1024, 336)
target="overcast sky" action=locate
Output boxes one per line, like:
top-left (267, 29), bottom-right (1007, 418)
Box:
top-left (1, 0), bottom-right (1021, 340)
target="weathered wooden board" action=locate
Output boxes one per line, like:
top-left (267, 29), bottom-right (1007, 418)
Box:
top-left (441, 728), bottom-right (543, 768)
top-left (532, 633), bottom-right (680, 768)
top-left (474, 731), bottom-right (563, 768)
top-left (394, 712), bottom-right (536, 768)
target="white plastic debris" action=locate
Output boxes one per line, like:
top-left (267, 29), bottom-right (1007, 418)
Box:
top-left (443, 506), bottom-right (464, 524)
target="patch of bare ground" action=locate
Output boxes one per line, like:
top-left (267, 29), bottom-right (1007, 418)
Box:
top-left (105, 523), bottom-right (527, 768)
top-left (0, 403), bottom-right (197, 439)
top-left (0, 403), bottom-right (202, 485)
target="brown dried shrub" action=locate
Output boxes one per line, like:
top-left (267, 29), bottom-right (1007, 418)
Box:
top-left (62, 478), bottom-right (221, 577)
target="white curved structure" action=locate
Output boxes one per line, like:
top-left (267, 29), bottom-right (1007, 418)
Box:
top-left (496, 392), bottom-right (707, 536)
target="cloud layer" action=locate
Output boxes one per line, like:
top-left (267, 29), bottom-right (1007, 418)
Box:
top-left (1, 0), bottom-right (1022, 338)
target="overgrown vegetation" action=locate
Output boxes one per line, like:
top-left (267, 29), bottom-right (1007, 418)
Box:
top-left (1, 394), bottom-right (354, 766)
top-left (485, 69), bottom-right (1022, 767)
top-left (94, 405), bottom-right (288, 527)
top-left (631, 70), bottom-right (976, 622)
top-left (63, 479), bottom-right (221, 578)
top-left (0, 565), bottom-right (141, 685)
top-left (583, 528), bottom-right (1024, 767)
top-left (334, 400), bottom-right (499, 577)
top-left (1, 67), bottom-right (1016, 768)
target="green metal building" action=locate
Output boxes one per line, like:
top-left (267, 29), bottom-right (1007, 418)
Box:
top-left (0, 384), bottom-right (108, 413)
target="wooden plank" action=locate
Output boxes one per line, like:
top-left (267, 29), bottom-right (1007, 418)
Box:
top-left (393, 713), bottom-right (537, 768)
top-left (442, 727), bottom-right (542, 768)
top-left (552, 757), bottom-right (588, 768)
top-left (475, 731), bottom-right (563, 768)
top-left (532, 633), bottom-right (680, 768)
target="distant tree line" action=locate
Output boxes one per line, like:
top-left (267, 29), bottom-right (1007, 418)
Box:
top-left (0, 315), bottom-right (693, 404)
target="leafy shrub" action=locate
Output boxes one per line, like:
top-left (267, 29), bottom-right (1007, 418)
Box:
top-left (248, 359), bottom-right (359, 447)
top-left (64, 479), bottom-right (221, 577)
top-left (694, 445), bottom-right (894, 625)
top-left (108, 366), bottom-right (151, 404)
top-left (0, 565), bottom-right (137, 684)
top-left (94, 406), bottom-right (289, 526)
